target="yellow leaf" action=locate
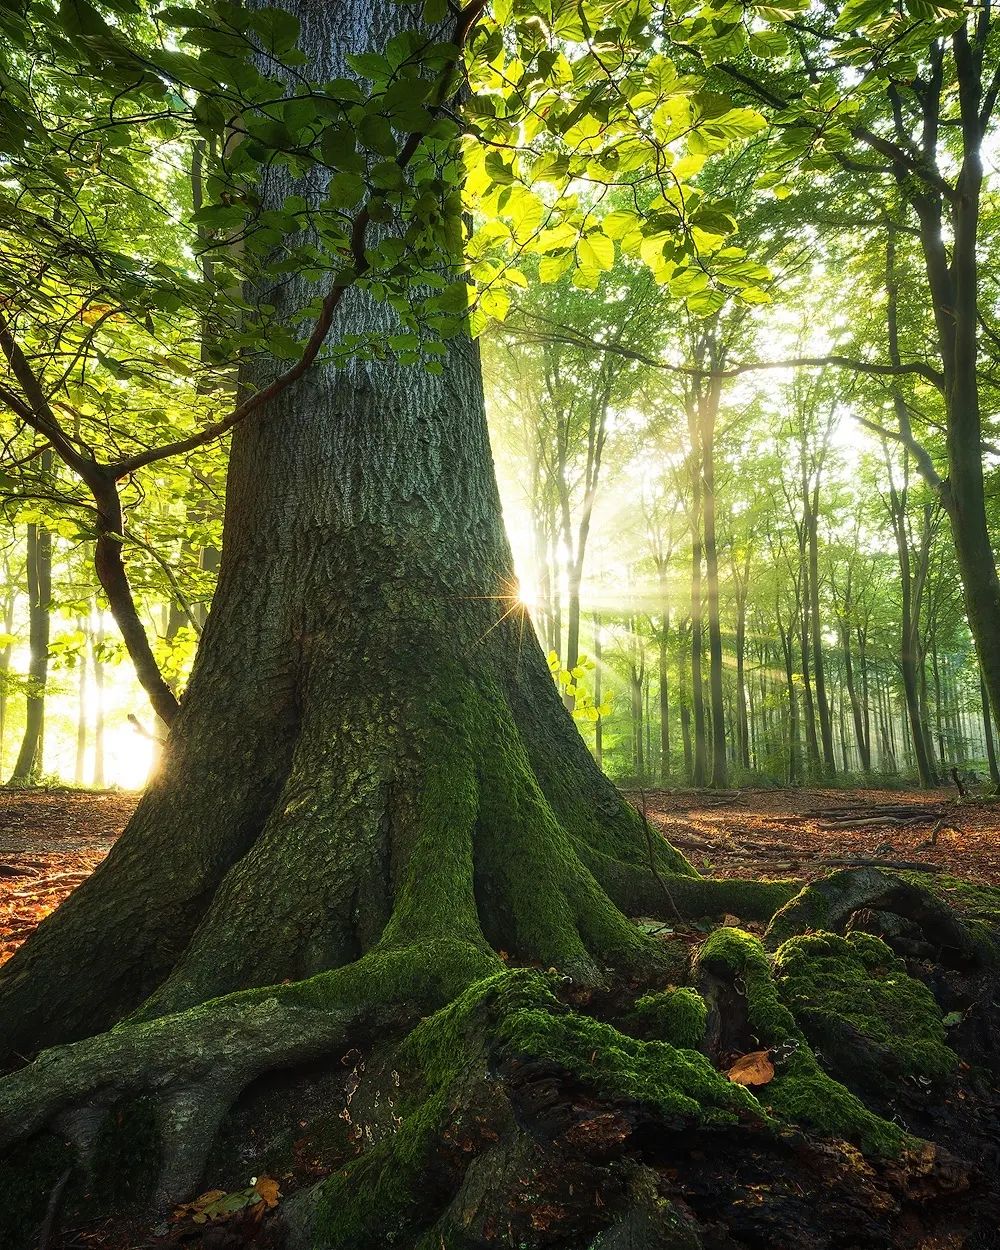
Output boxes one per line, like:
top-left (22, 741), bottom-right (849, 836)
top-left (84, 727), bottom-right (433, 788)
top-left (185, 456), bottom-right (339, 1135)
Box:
top-left (726, 1050), bottom-right (774, 1086)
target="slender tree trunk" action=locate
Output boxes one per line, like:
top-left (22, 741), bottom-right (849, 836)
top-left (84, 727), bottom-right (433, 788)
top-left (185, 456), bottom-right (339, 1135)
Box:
top-left (91, 610), bottom-right (106, 789)
top-left (679, 631), bottom-right (693, 782)
top-left (689, 496), bottom-right (707, 786)
top-left (658, 592), bottom-right (670, 784)
top-left (858, 628), bottom-right (871, 763)
top-left (800, 598), bottom-right (820, 773)
top-left (0, 561), bottom-right (15, 774)
top-left (734, 588), bottom-right (750, 772)
top-left (841, 619), bottom-right (870, 772)
top-left (593, 611), bottom-right (603, 772)
top-left (75, 616), bottom-right (88, 786)
top-left (699, 383), bottom-right (727, 788)
top-left (980, 670), bottom-right (999, 787)
top-left (9, 515), bottom-right (52, 784)
top-left (806, 496), bottom-right (835, 773)
top-left (778, 617), bottom-right (800, 784)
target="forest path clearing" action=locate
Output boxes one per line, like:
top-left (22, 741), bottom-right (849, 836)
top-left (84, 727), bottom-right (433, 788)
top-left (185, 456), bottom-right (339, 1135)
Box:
top-left (0, 785), bottom-right (997, 968)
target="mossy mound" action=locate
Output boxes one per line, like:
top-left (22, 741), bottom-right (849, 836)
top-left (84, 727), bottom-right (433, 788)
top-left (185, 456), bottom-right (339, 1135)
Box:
top-left (698, 927), bottom-right (914, 1157)
top-left (300, 934), bottom-right (967, 1249)
top-left (621, 986), bottom-right (708, 1049)
top-left (306, 968), bottom-right (763, 1248)
top-left (499, 1003), bottom-right (753, 1127)
top-left (773, 931), bottom-right (956, 1083)
top-left (907, 872), bottom-right (1000, 960)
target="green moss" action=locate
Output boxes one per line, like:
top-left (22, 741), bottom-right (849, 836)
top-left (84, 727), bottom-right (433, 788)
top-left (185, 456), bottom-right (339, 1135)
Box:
top-left (699, 928), bottom-right (911, 1157)
top-left (764, 880), bottom-right (832, 946)
top-left (773, 931), bottom-right (956, 1083)
top-left (471, 681), bottom-right (659, 979)
top-left (312, 969), bottom-right (550, 1249)
top-left (498, 1005), bottom-right (757, 1127)
top-left (903, 872), bottom-right (1000, 959)
top-left (311, 968), bottom-right (758, 1248)
top-left (624, 987), bottom-right (708, 1049)
top-left (578, 843), bottom-right (800, 926)
top-left (690, 876), bottom-right (803, 922)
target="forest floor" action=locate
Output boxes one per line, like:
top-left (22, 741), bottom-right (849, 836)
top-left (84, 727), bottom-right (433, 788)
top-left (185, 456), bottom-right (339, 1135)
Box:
top-left (1, 784), bottom-right (998, 966)
top-left (0, 789), bottom-right (137, 967)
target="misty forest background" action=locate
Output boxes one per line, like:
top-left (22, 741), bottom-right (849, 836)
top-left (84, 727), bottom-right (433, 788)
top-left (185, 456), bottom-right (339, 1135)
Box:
top-left (3, 237), bottom-right (997, 793)
top-left (1, 0), bottom-right (998, 795)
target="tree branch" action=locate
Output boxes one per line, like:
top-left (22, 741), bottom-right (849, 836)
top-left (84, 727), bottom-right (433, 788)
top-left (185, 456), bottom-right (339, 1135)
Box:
top-left (513, 314), bottom-right (946, 386)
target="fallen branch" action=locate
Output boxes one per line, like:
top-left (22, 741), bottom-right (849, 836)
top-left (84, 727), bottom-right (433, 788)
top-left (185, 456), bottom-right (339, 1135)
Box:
top-left (801, 804), bottom-right (948, 820)
top-left (0, 862), bottom-right (40, 878)
top-left (815, 855), bottom-right (943, 873)
top-left (816, 816), bottom-right (939, 831)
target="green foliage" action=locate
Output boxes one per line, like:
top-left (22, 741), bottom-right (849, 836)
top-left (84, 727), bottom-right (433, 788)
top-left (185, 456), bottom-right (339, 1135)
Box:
top-left (548, 649), bottom-right (611, 721)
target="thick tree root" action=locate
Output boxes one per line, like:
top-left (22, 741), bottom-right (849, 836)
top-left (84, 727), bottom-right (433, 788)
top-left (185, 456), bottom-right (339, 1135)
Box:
top-left (764, 866), bottom-right (983, 963)
top-left (4, 903), bottom-right (995, 1249)
top-left (0, 937), bottom-right (494, 1211)
top-left (279, 963), bottom-right (976, 1250)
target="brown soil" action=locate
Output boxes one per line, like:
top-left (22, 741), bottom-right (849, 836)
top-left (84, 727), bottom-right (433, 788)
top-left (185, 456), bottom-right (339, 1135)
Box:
top-left (631, 785), bottom-right (1000, 885)
top-left (0, 788), bottom-right (138, 966)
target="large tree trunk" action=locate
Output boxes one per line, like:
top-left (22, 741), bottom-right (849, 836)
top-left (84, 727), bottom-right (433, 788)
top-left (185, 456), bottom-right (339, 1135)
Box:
top-left (0, 0), bottom-right (733, 1066)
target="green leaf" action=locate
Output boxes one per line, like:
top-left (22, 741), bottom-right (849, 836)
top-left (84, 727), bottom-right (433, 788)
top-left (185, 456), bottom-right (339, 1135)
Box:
top-left (327, 172), bottom-right (366, 207)
top-left (576, 233), bottom-right (614, 272)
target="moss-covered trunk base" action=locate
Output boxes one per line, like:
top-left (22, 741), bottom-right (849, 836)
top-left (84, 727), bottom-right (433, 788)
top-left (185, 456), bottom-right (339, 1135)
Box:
top-left (5, 869), bottom-right (1000, 1250)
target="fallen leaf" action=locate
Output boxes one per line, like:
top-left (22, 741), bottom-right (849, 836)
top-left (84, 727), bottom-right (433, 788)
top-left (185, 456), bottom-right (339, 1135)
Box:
top-left (254, 1176), bottom-right (281, 1209)
top-left (172, 1179), bottom-right (279, 1225)
top-left (172, 1189), bottom-right (227, 1222)
top-left (726, 1050), bottom-right (774, 1086)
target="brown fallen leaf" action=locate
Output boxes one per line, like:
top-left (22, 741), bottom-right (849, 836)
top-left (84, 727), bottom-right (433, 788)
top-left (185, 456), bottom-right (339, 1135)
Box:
top-left (726, 1050), bottom-right (775, 1086)
top-left (253, 1176), bottom-right (282, 1210)
top-left (171, 1176), bottom-right (281, 1225)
